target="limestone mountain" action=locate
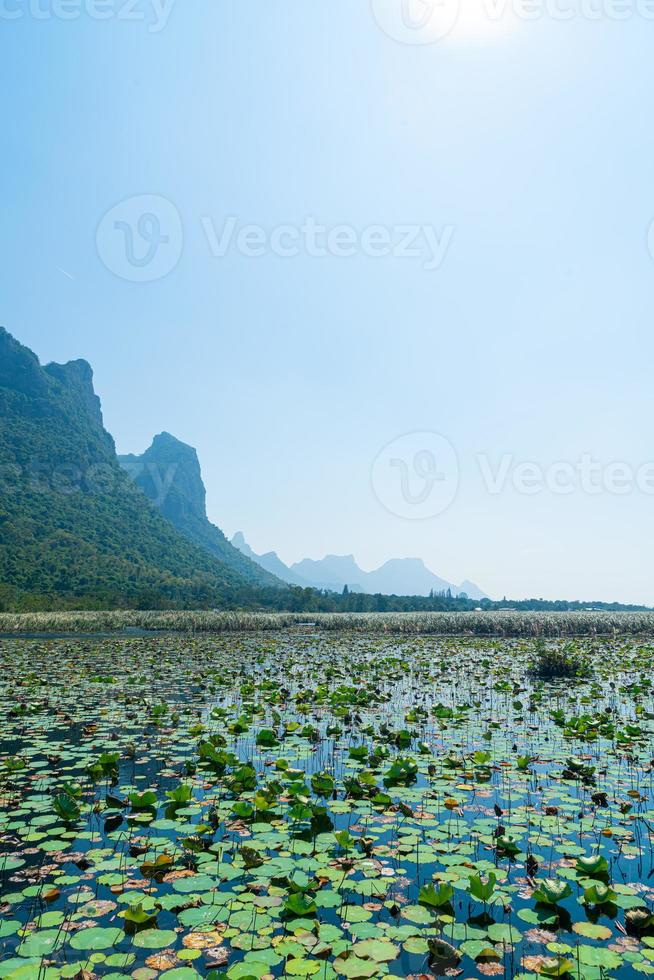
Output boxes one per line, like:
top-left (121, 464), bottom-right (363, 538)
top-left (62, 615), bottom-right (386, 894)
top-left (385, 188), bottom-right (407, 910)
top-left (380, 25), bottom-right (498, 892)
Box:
top-left (0, 328), bottom-right (279, 609)
top-left (119, 434), bottom-right (279, 589)
top-left (364, 558), bottom-right (453, 597)
top-left (291, 555), bottom-right (367, 594)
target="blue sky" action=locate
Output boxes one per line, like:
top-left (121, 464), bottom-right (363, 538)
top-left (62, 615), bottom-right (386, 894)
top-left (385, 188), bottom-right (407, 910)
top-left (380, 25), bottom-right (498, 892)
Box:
top-left (2, 0), bottom-right (654, 603)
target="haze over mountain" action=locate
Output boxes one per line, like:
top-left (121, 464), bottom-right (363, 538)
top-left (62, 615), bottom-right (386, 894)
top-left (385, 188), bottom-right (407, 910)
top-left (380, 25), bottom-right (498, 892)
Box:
top-left (230, 532), bottom-right (312, 588)
top-left (116, 434), bottom-right (488, 599)
top-left (119, 434), bottom-right (279, 589)
top-left (0, 328), bottom-right (279, 608)
top-left (1, 328), bottom-right (650, 613)
top-left (231, 532), bottom-right (488, 599)
top-left (0, 327), bottom-right (488, 610)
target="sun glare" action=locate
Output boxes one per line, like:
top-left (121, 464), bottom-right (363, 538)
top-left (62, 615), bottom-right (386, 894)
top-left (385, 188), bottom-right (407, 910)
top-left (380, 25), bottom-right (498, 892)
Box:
top-left (372, 0), bottom-right (520, 44)
top-left (451, 0), bottom-right (521, 39)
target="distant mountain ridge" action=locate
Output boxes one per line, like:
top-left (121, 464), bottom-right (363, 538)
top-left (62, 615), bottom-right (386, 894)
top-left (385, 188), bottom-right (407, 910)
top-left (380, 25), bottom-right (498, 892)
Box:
top-left (230, 532), bottom-right (312, 587)
top-left (231, 532), bottom-right (488, 599)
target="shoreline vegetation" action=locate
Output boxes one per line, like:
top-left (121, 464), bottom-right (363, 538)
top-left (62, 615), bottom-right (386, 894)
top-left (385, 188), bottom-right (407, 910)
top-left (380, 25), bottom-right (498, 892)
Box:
top-left (2, 609), bottom-right (654, 636)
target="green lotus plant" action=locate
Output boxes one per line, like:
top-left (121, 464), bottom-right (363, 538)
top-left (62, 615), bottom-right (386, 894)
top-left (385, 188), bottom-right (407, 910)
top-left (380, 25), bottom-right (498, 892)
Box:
top-left (229, 763), bottom-right (258, 793)
top-left (561, 757), bottom-right (596, 785)
top-left (3, 755), bottom-right (26, 774)
top-left (255, 728), bottom-right (279, 748)
top-left (86, 752), bottom-right (119, 781)
top-left (419, 881), bottom-right (454, 909)
top-left (334, 830), bottom-right (356, 852)
top-left (140, 854), bottom-right (173, 881)
top-left (284, 892), bottom-right (318, 917)
top-left (532, 878), bottom-right (573, 906)
top-left (468, 872), bottom-right (497, 903)
top-left (583, 882), bottom-right (617, 906)
top-left (150, 703), bottom-right (168, 722)
top-left (118, 902), bottom-right (157, 933)
top-left (539, 955), bottom-right (575, 977)
top-left (129, 790), bottom-right (157, 811)
top-left (383, 756), bottom-right (418, 787)
top-left (198, 741), bottom-right (237, 774)
top-left (231, 800), bottom-right (254, 820)
top-left (52, 792), bottom-right (81, 824)
top-left (496, 834), bottom-right (522, 857)
top-left (576, 854), bottom-right (609, 877)
top-left (311, 771), bottom-right (335, 796)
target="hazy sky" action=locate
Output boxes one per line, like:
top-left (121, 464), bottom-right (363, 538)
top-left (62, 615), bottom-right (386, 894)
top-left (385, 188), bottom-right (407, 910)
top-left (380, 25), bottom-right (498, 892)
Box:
top-left (2, 1), bottom-right (654, 603)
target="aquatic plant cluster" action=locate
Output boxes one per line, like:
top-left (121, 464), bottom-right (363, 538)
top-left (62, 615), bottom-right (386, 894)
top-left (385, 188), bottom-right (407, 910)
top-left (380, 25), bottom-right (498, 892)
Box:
top-left (1, 631), bottom-right (654, 979)
top-left (2, 610), bottom-right (654, 636)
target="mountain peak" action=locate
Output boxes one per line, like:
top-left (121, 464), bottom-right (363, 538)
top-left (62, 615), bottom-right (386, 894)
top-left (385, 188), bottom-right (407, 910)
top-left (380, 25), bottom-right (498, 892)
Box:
top-left (232, 533), bottom-right (313, 588)
top-left (45, 357), bottom-right (94, 384)
top-left (0, 327), bottom-right (114, 461)
top-left (0, 326), bottom-right (48, 396)
top-left (377, 557), bottom-right (428, 571)
top-left (457, 579), bottom-right (487, 600)
top-left (231, 531), bottom-right (257, 560)
top-left (0, 328), bottom-right (281, 606)
top-left (120, 433), bottom-right (206, 524)
top-left (150, 431), bottom-right (197, 454)
top-left (118, 438), bottom-right (281, 589)
top-left (44, 358), bottom-right (105, 431)
top-left (291, 554), bottom-right (365, 592)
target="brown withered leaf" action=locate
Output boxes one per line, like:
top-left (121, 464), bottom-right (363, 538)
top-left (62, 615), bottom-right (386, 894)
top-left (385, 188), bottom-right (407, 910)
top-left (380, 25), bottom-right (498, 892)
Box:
top-left (182, 931), bottom-right (225, 950)
top-left (145, 952), bottom-right (179, 971)
top-left (205, 946), bottom-right (229, 967)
